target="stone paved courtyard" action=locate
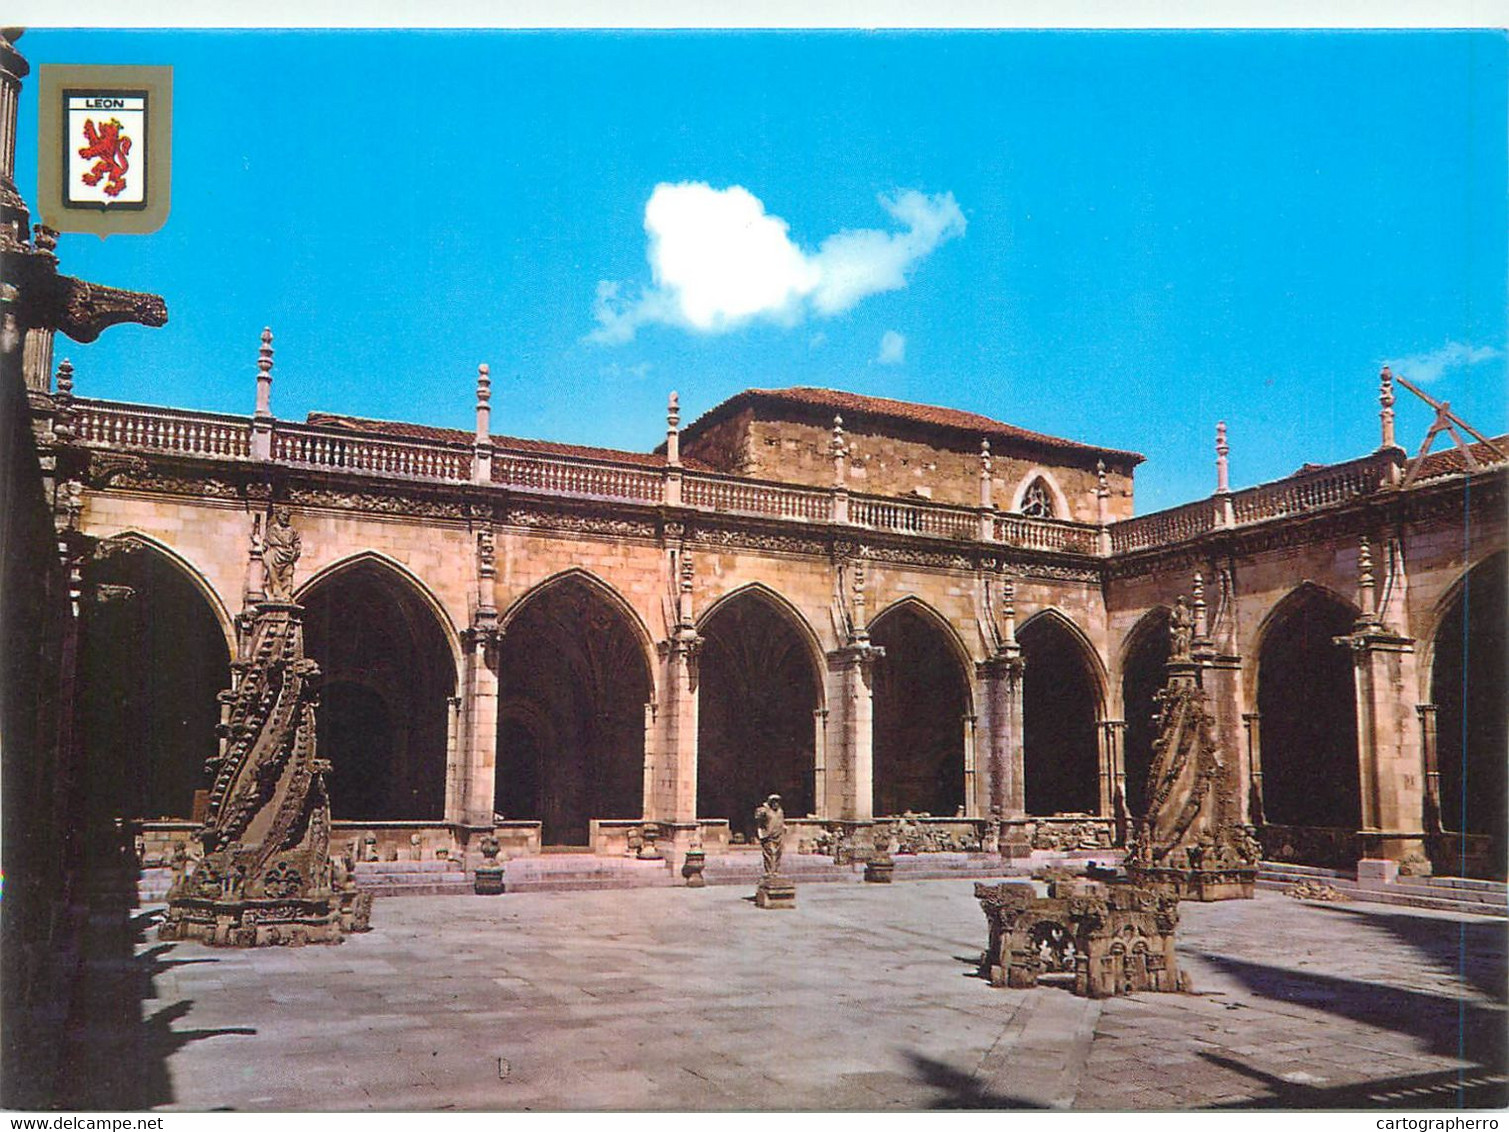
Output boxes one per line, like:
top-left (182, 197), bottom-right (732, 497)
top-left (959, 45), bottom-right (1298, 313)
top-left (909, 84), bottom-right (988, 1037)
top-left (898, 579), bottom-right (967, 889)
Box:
top-left (59, 881), bottom-right (1507, 1111)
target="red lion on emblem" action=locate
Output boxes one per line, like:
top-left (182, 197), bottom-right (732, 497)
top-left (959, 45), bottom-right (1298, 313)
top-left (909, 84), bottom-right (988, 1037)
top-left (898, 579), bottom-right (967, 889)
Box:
top-left (78, 117), bottom-right (132, 198)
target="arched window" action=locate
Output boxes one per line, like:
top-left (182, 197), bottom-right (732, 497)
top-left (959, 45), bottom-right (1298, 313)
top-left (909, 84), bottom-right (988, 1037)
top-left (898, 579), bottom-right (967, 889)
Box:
top-left (1020, 478), bottom-right (1055, 519)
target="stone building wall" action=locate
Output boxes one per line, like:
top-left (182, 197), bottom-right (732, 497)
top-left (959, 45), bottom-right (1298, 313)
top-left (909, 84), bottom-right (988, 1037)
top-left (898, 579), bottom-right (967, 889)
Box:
top-left (694, 413), bottom-right (1136, 523)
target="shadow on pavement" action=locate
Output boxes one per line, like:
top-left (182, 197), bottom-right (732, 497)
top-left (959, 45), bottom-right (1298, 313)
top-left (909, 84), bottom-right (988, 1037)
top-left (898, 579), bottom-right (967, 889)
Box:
top-left (1198, 1052), bottom-right (1509, 1110)
top-left (47, 840), bottom-right (256, 1110)
top-left (1193, 950), bottom-right (1506, 1072)
top-left (1299, 902), bottom-right (1508, 1004)
top-left (902, 1050), bottom-right (1048, 1109)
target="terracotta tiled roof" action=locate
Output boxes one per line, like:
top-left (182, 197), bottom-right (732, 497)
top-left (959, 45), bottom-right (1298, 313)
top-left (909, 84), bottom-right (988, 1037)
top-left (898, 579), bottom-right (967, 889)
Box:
top-left (1410, 436), bottom-right (1509, 481)
top-left (680, 386), bottom-right (1145, 466)
top-left (304, 412), bottom-right (714, 470)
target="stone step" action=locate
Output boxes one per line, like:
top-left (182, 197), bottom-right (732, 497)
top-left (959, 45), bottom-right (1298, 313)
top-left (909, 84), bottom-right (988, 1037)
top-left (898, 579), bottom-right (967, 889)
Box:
top-left (1256, 877), bottom-right (1508, 918)
top-left (353, 860), bottom-right (462, 874)
top-left (1394, 874), bottom-right (1507, 895)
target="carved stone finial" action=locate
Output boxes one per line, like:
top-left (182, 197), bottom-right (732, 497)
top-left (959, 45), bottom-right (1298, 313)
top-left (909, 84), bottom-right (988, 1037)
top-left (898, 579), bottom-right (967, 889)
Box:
top-left (1215, 421), bottom-right (1230, 494)
top-left (1095, 458), bottom-right (1108, 497)
top-left (1379, 365), bottom-right (1397, 450)
top-left (32, 224), bottom-right (57, 254)
top-left (254, 328), bottom-right (274, 420)
top-left (980, 438), bottom-right (992, 474)
top-left (55, 357), bottom-right (73, 396)
top-left (831, 415), bottom-right (848, 487)
top-left (665, 391), bottom-right (681, 467)
top-left (476, 362), bottom-right (491, 403)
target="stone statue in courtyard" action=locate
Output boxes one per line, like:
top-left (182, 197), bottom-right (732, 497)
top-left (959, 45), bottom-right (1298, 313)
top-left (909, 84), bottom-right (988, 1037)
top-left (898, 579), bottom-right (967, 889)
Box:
top-left (264, 506), bottom-right (302, 601)
top-left (756, 794), bottom-right (785, 875)
top-left (754, 794), bottom-right (795, 909)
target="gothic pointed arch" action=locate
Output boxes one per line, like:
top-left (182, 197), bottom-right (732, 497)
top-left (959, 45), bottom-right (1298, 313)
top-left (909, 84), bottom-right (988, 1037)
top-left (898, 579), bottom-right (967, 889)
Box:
top-left (494, 572), bottom-right (653, 845)
top-left (1428, 551), bottom-right (1506, 874)
top-left (80, 536), bottom-right (233, 823)
top-left (500, 567), bottom-right (658, 682)
top-left (870, 597), bottom-right (974, 817)
top-left (1255, 582), bottom-right (1361, 844)
top-left (1018, 608), bottom-right (1104, 816)
top-left (94, 530), bottom-right (237, 656)
top-left (300, 554), bottom-right (459, 821)
top-left (696, 583), bottom-right (824, 837)
top-left (296, 549), bottom-right (463, 674)
top-left (697, 581), bottom-right (829, 694)
top-left (1119, 606), bottom-right (1173, 819)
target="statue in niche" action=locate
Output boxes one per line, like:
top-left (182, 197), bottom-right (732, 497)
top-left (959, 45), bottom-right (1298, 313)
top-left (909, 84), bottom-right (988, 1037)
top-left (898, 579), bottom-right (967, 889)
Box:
top-left (756, 794), bottom-right (786, 877)
top-left (264, 506), bottom-right (301, 600)
top-left (1169, 595), bottom-right (1192, 661)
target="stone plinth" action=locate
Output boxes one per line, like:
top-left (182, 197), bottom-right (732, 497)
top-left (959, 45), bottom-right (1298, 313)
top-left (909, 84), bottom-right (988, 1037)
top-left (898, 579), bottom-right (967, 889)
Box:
top-left (975, 877), bottom-right (1187, 998)
top-left (1126, 862), bottom-right (1255, 902)
top-left (755, 875), bottom-right (796, 909)
top-left (863, 855), bottom-right (895, 883)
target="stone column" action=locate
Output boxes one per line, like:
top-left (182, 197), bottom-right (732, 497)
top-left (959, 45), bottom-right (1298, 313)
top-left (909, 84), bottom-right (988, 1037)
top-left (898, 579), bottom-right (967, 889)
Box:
top-left (651, 549), bottom-right (700, 823)
top-left (826, 643), bottom-right (879, 821)
top-left (457, 631), bottom-right (499, 827)
top-left (976, 654), bottom-right (1025, 819)
top-left (1100, 719), bottom-right (1127, 832)
top-left (1335, 538), bottom-right (1429, 871)
top-left (458, 528), bottom-right (501, 828)
top-left (653, 641), bottom-right (699, 823)
top-left (812, 707), bottom-right (829, 817)
top-left (1242, 712), bottom-right (1265, 826)
top-left (962, 712), bottom-right (979, 817)
top-left (1417, 703), bottom-right (1442, 835)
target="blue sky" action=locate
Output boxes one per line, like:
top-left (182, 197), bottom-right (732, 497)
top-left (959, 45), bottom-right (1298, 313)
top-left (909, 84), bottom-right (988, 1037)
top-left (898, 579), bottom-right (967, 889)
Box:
top-left (14, 29), bottom-right (1507, 512)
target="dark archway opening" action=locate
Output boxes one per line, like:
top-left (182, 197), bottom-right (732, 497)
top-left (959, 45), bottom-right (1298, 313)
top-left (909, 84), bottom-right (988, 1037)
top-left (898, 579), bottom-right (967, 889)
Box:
top-left (871, 604), bottom-right (969, 817)
top-left (1020, 615), bottom-right (1101, 816)
top-left (1256, 588), bottom-right (1360, 832)
top-left (698, 594), bottom-right (820, 840)
top-left (1120, 609), bottom-right (1172, 819)
top-left (302, 562), bottom-right (454, 821)
top-left (495, 579), bottom-right (650, 845)
top-left (1432, 553), bottom-right (1507, 875)
top-left (80, 543), bottom-right (230, 824)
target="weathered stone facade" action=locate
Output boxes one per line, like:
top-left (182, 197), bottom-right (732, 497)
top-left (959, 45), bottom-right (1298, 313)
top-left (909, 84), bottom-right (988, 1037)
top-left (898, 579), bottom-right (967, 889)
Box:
top-left (29, 348), bottom-right (1505, 883)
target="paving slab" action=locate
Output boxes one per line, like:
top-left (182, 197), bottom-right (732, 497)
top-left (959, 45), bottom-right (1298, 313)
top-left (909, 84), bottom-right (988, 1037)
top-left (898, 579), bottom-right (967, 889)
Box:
top-left (53, 881), bottom-right (1508, 1111)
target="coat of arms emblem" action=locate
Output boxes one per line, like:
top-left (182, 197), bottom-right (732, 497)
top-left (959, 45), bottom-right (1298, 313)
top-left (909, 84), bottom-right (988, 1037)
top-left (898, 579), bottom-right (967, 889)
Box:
top-left (68, 91), bottom-right (147, 206)
top-left (39, 65), bottom-right (172, 236)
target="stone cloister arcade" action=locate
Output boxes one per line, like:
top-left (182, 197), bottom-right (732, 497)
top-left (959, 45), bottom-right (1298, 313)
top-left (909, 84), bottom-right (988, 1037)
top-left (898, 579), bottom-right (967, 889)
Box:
top-left (68, 424), bottom-right (1505, 878)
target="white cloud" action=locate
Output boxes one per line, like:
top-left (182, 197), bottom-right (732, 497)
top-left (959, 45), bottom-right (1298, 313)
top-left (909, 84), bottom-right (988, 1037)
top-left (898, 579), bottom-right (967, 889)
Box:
top-left (1392, 341), bottom-right (1501, 384)
top-left (591, 183), bottom-right (965, 343)
top-left (876, 330), bottom-right (906, 365)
